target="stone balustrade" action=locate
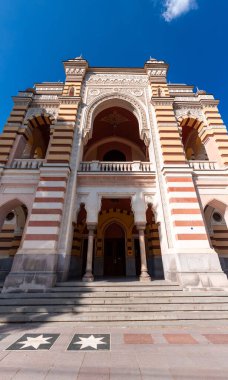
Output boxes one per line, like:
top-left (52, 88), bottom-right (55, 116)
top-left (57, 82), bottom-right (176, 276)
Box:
top-left (188, 160), bottom-right (218, 170)
top-left (79, 161), bottom-right (154, 173)
top-left (11, 159), bottom-right (44, 169)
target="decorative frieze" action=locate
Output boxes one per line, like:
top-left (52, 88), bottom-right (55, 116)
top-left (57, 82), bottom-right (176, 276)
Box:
top-left (86, 73), bottom-right (148, 85)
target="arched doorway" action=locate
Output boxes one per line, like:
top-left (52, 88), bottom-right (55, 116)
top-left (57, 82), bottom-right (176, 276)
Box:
top-left (103, 222), bottom-right (126, 277)
top-left (204, 200), bottom-right (228, 276)
top-left (0, 200), bottom-right (28, 281)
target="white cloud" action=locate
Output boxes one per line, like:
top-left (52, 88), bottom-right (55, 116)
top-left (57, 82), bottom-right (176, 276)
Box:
top-left (162, 0), bottom-right (198, 22)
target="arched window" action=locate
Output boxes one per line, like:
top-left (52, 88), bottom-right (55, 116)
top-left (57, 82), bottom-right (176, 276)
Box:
top-left (69, 87), bottom-right (75, 96)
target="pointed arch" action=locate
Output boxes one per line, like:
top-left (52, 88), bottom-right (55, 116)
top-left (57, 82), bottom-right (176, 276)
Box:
top-left (82, 92), bottom-right (150, 147)
top-left (178, 116), bottom-right (209, 160)
top-left (21, 112), bottom-right (54, 159)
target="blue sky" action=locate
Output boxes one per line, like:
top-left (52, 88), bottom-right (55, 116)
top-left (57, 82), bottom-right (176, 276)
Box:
top-left (0, 0), bottom-right (227, 130)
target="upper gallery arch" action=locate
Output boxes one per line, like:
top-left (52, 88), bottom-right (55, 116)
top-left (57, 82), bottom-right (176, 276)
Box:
top-left (82, 92), bottom-right (150, 147)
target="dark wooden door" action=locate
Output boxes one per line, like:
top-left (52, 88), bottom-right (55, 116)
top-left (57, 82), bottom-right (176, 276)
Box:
top-left (104, 238), bottom-right (126, 276)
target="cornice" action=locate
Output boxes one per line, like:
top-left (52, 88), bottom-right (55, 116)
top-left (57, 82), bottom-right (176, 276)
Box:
top-left (58, 96), bottom-right (81, 105)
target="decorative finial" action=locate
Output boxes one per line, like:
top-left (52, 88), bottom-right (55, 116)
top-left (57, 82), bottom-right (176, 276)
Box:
top-left (75, 54), bottom-right (83, 60)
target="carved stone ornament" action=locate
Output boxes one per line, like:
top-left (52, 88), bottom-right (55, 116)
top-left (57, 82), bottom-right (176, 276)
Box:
top-left (86, 73), bottom-right (148, 85)
top-left (174, 108), bottom-right (204, 123)
top-left (25, 106), bottom-right (58, 120)
top-left (86, 87), bottom-right (146, 105)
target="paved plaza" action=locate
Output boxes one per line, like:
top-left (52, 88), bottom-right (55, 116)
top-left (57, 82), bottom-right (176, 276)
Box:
top-left (0, 322), bottom-right (228, 379)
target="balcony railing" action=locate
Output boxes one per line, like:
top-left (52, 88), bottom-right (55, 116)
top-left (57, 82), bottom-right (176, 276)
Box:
top-left (79, 161), bottom-right (154, 173)
top-left (189, 160), bottom-right (218, 170)
top-left (11, 159), bottom-right (44, 169)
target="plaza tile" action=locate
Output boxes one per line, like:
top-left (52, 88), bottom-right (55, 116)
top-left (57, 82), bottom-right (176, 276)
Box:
top-left (163, 333), bottom-right (198, 344)
top-left (204, 334), bottom-right (228, 344)
top-left (123, 333), bottom-right (153, 344)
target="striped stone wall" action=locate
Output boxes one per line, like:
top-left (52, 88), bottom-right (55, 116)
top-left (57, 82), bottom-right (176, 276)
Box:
top-left (165, 174), bottom-right (209, 247)
top-left (152, 99), bottom-right (186, 165)
top-left (0, 95), bottom-right (32, 165)
top-left (211, 225), bottom-right (228, 255)
top-left (201, 102), bottom-right (228, 165)
top-left (21, 169), bottom-right (69, 251)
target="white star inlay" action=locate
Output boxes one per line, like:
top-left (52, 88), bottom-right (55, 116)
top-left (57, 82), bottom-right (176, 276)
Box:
top-left (18, 335), bottom-right (52, 349)
top-left (74, 335), bottom-right (106, 349)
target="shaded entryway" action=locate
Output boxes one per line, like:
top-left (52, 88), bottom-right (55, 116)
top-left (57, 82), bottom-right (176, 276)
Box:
top-left (204, 200), bottom-right (228, 276)
top-left (0, 200), bottom-right (28, 281)
top-left (103, 223), bottom-right (126, 277)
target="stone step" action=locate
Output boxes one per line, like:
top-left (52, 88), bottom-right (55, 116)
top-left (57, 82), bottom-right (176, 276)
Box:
top-left (1, 302), bottom-right (228, 313)
top-left (1, 296), bottom-right (228, 306)
top-left (50, 286), bottom-right (183, 292)
top-left (55, 280), bottom-right (180, 287)
top-left (1, 290), bottom-right (228, 299)
top-left (1, 310), bottom-right (228, 323)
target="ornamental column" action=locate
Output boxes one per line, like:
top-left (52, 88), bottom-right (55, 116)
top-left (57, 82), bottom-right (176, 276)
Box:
top-left (137, 223), bottom-right (151, 282)
top-left (83, 224), bottom-right (96, 282)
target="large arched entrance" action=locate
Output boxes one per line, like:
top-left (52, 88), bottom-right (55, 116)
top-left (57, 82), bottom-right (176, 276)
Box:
top-left (103, 222), bottom-right (126, 277)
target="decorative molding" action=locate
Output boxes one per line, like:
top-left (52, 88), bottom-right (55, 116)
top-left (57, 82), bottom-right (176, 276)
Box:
top-left (147, 69), bottom-right (167, 77)
top-left (151, 99), bottom-right (173, 106)
top-left (34, 95), bottom-right (58, 100)
top-left (65, 67), bottom-right (85, 75)
top-left (35, 87), bottom-right (63, 91)
top-left (86, 73), bottom-right (148, 85)
top-left (86, 87), bottom-right (145, 104)
top-left (59, 97), bottom-right (81, 105)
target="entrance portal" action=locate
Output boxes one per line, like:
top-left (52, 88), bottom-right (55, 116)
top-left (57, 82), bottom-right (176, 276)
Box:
top-left (104, 223), bottom-right (126, 276)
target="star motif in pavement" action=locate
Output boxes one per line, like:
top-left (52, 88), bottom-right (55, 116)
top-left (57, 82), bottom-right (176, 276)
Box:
top-left (18, 335), bottom-right (52, 349)
top-left (74, 334), bottom-right (106, 350)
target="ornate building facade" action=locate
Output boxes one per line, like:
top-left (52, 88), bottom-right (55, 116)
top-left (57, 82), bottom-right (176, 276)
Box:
top-left (0, 57), bottom-right (228, 293)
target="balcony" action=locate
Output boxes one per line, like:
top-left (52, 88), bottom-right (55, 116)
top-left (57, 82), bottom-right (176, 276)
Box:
top-left (188, 160), bottom-right (219, 170)
top-left (10, 159), bottom-right (44, 169)
top-left (79, 161), bottom-right (154, 173)
top-left (77, 161), bottom-right (155, 187)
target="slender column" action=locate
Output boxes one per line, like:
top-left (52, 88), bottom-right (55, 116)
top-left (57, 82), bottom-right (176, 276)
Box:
top-left (83, 224), bottom-right (96, 282)
top-left (137, 224), bottom-right (151, 282)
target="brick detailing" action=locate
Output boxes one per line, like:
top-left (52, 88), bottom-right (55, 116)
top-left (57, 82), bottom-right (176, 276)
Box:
top-left (46, 124), bottom-right (75, 163)
top-left (0, 96), bottom-right (33, 164)
top-left (210, 225), bottom-right (228, 254)
top-left (22, 176), bottom-right (68, 250)
top-left (146, 215), bottom-right (161, 256)
top-left (152, 102), bottom-right (186, 165)
top-left (62, 82), bottom-right (82, 97)
top-left (0, 125), bottom-right (19, 165)
top-left (46, 79), bottom-right (82, 164)
top-left (201, 106), bottom-right (228, 165)
top-left (166, 176), bottom-right (209, 242)
top-left (0, 224), bottom-right (21, 256)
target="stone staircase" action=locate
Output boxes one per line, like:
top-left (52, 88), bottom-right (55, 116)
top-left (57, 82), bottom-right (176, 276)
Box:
top-left (1, 280), bottom-right (228, 324)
